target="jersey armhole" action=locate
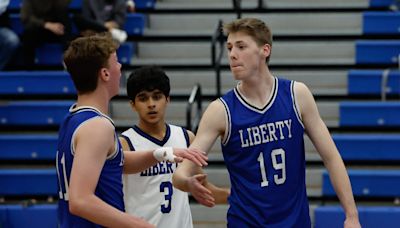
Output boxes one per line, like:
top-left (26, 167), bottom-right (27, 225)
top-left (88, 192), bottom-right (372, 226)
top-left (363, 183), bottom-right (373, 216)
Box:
top-left (219, 98), bottom-right (231, 146)
top-left (291, 81), bottom-right (305, 129)
top-left (120, 134), bottom-right (135, 151)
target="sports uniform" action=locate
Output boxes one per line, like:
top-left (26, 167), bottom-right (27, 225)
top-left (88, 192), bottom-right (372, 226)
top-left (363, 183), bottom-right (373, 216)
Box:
top-left (56, 105), bottom-right (125, 227)
top-left (220, 77), bottom-right (311, 227)
top-left (121, 124), bottom-right (193, 228)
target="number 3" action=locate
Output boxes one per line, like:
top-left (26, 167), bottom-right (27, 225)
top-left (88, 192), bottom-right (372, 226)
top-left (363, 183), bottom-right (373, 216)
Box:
top-left (160, 181), bottom-right (173, 213)
top-left (257, 149), bottom-right (286, 187)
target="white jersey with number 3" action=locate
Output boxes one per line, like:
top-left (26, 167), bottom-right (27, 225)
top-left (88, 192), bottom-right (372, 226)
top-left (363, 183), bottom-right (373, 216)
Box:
top-left (121, 124), bottom-right (193, 228)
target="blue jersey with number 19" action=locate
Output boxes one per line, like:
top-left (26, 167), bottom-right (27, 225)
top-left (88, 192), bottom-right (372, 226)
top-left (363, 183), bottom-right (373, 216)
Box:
top-left (220, 77), bottom-right (310, 227)
top-left (56, 105), bottom-right (125, 228)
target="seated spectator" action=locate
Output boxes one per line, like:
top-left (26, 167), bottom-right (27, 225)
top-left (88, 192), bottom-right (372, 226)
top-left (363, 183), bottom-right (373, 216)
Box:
top-left (21, 0), bottom-right (74, 68)
top-left (0, 0), bottom-right (20, 70)
top-left (74, 0), bottom-right (128, 43)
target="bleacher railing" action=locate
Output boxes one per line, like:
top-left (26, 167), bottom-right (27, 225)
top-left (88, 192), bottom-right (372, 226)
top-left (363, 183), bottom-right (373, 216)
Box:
top-left (186, 84), bottom-right (202, 133)
top-left (211, 19), bottom-right (225, 98)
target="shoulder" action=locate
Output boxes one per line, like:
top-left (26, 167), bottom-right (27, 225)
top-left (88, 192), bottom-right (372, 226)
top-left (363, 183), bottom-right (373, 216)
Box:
top-left (293, 81), bottom-right (317, 117)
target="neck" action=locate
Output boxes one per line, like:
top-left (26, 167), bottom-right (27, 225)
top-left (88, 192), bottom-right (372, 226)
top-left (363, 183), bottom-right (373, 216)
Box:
top-left (138, 120), bottom-right (167, 140)
top-left (76, 90), bottom-right (110, 115)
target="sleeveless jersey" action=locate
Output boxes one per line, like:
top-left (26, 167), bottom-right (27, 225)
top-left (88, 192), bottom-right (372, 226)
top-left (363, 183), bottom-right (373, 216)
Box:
top-left (220, 77), bottom-right (311, 227)
top-left (56, 105), bottom-right (125, 228)
top-left (121, 124), bottom-right (193, 228)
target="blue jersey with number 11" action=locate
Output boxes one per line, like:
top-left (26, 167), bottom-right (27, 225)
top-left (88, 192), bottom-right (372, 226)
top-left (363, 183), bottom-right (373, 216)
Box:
top-left (56, 105), bottom-right (125, 228)
top-left (220, 77), bottom-right (310, 227)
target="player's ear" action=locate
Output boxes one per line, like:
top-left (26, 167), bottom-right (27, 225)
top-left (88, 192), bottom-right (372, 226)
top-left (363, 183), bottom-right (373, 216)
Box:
top-left (129, 100), bottom-right (137, 112)
top-left (261, 43), bottom-right (271, 59)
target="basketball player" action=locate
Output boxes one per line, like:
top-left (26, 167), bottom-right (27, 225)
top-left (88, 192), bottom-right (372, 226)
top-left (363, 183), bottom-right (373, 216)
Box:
top-left (56, 35), bottom-right (207, 227)
top-left (120, 66), bottom-right (230, 227)
top-left (173, 18), bottom-right (361, 228)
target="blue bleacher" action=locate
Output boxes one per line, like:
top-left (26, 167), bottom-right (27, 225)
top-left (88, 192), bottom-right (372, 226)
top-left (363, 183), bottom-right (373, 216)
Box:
top-left (369, 0), bottom-right (397, 8)
top-left (0, 134), bottom-right (57, 160)
top-left (134, 0), bottom-right (156, 9)
top-left (124, 13), bottom-right (146, 35)
top-left (355, 40), bottom-right (400, 64)
top-left (315, 206), bottom-right (400, 228)
top-left (363, 12), bottom-right (400, 35)
top-left (32, 42), bottom-right (134, 65)
top-left (0, 101), bottom-right (72, 126)
top-left (0, 71), bottom-right (76, 95)
top-left (0, 169), bottom-right (57, 196)
top-left (0, 204), bottom-right (57, 228)
top-left (333, 134), bottom-right (400, 161)
top-left (340, 101), bottom-right (400, 127)
top-left (322, 170), bottom-right (400, 197)
top-left (348, 70), bottom-right (400, 95)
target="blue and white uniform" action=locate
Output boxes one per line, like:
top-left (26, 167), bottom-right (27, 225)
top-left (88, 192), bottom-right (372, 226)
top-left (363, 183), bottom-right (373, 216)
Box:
top-left (56, 105), bottom-right (125, 228)
top-left (121, 124), bottom-right (193, 228)
top-left (220, 77), bottom-right (310, 227)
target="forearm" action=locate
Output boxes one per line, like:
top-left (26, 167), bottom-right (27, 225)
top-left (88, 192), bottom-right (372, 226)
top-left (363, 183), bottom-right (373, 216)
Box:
top-left (123, 150), bottom-right (158, 174)
top-left (207, 183), bottom-right (230, 204)
top-left (324, 156), bottom-right (358, 219)
top-left (172, 160), bottom-right (200, 192)
top-left (70, 194), bottom-right (150, 227)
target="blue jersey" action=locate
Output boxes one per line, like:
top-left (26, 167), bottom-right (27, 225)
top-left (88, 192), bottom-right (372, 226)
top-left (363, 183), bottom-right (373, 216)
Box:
top-left (220, 77), bottom-right (310, 227)
top-left (56, 105), bottom-right (125, 228)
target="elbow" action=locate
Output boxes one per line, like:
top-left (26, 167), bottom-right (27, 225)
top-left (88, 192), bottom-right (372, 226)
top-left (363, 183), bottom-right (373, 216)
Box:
top-left (68, 196), bottom-right (86, 217)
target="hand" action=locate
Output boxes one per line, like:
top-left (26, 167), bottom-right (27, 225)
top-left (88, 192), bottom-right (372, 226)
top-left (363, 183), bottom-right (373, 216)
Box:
top-left (105, 21), bottom-right (118, 30)
top-left (173, 148), bottom-right (208, 167)
top-left (344, 216), bottom-right (361, 228)
top-left (188, 174), bottom-right (215, 207)
top-left (44, 22), bottom-right (65, 35)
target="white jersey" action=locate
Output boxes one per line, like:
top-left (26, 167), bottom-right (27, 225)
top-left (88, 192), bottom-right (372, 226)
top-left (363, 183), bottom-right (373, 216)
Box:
top-left (121, 124), bottom-right (193, 228)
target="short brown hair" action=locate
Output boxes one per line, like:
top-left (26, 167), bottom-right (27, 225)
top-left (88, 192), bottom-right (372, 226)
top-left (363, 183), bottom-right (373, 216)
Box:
top-left (63, 33), bottom-right (119, 94)
top-left (223, 18), bottom-right (273, 63)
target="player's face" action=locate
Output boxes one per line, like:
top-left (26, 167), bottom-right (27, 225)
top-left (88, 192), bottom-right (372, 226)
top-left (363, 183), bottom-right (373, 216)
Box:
top-left (107, 52), bottom-right (122, 96)
top-left (226, 32), bottom-right (268, 80)
top-left (132, 90), bottom-right (169, 125)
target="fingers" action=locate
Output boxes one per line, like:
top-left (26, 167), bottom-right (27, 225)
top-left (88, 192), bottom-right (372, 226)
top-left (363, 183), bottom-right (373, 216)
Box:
top-left (189, 176), bottom-right (215, 207)
top-left (174, 148), bottom-right (208, 166)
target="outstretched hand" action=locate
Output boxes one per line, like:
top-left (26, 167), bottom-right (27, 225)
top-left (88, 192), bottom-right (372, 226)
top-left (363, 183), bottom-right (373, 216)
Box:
top-left (187, 174), bottom-right (215, 207)
top-left (173, 148), bottom-right (208, 167)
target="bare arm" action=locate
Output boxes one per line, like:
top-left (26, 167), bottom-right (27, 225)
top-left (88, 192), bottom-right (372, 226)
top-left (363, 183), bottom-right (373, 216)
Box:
top-left (295, 82), bottom-right (360, 227)
top-left (186, 129), bottom-right (230, 204)
top-left (173, 100), bottom-right (227, 206)
top-left (120, 136), bottom-right (159, 174)
top-left (69, 118), bottom-right (153, 227)
top-left (121, 135), bottom-right (208, 174)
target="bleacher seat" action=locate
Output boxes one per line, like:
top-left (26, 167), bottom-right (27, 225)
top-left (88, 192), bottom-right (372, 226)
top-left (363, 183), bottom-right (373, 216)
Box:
top-left (348, 70), bottom-right (400, 95)
top-left (322, 170), bottom-right (400, 197)
top-left (333, 134), bottom-right (400, 161)
top-left (0, 134), bottom-right (57, 160)
top-left (32, 42), bottom-right (134, 65)
top-left (6, 0), bottom-right (21, 10)
top-left (0, 169), bottom-right (57, 196)
top-left (124, 13), bottom-right (146, 35)
top-left (355, 40), bottom-right (400, 64)
top-left (369, 0), bottom-right (397, 8)
top-left (339, 101), bottom-right (400, 127)
top-left (0, 71), bottom-right (76, 95)
top-left (0, 101), bottom-right (72, 126)
top-left (0, 204), bottom-right (57, 228)
top-left (315, 206), bottom-right (400, 228)
top-left (9, 13), bottom-right (23, 35)
top-left (363, 12), bottom-right (400, 35)
top-left (135, 0), bottom-right (156, 9)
